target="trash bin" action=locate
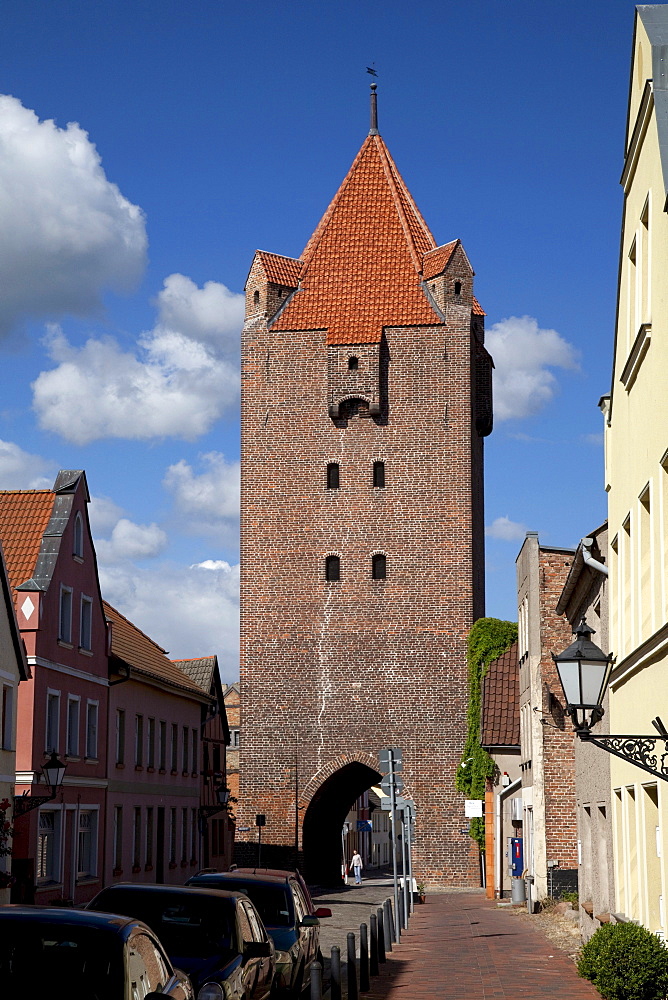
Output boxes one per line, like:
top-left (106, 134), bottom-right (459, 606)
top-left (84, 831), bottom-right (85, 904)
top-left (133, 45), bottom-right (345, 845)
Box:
top-left (511, 877), bottom-right (526, 903)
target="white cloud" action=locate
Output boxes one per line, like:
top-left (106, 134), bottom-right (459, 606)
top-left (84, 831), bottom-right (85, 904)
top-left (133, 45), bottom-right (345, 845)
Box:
top-left (32, 273), bottom-right (243, 443)
top-left (95, 518), bottom-right (167, 564)
top-left (0, 439), bottom-right (54, 489)
top-left (88, 495), bottom-right (126, 535)
top-left (163, 452), bottom-right (240, 541)
top-left (485, 516), bottom-right (527, 542)
top-left (99, 559), bottom-right (240, 681)
top-left (582, 432), bottom-right (603, 446)
top-left (0, 95), bottom-right (146, 336)
top-left (486, 315), bottom-right (579, 422)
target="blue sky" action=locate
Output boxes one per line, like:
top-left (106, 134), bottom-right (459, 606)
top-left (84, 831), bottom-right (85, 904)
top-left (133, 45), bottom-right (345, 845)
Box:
top-left (0, 0), bottom-right (639, 678)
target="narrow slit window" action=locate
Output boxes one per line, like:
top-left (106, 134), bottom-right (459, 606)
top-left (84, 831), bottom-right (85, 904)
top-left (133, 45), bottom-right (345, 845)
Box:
top-left (325, 555), bottom-right (340, 582)
top-left (454, 280), bottom-right (462, 295)
top-left (253, 290), bottom-right (260, 307)
top-left (373, 461), bottom-right (385, 488)
top-left (348, 356), bottom-right (359, 371)
top-left (372, 553), bottom-right (387, 580)
top-left (326, 463), bottom-right (340, 489)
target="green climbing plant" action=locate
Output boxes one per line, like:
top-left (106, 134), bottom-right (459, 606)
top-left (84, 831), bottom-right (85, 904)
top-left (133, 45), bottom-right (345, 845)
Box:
top-left (456, 617), bottom-right (518, 848)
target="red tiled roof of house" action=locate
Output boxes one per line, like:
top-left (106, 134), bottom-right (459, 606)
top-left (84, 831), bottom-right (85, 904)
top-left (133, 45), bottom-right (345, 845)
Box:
top-left (256, 251), bottom-right (301, 287)
top-left (104, 600), bottom-right (209, 699)
top-left (272, 134), bottom-right (442, 345)
top-left (0, 490), bottom-right (55, 589)
top-left (481, 641), bottom-right (520, 748)
top-left (422, 240), bottom-right (459, 280)
top-left (472, 296), bottom-right (485, 316)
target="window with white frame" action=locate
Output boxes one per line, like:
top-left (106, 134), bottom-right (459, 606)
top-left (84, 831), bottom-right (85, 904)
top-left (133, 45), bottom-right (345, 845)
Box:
top-left (80, 595), bottom-right (92, 651)
top-left (229, 729), bottom-right (240, 748)
top-left (191, 729), bottom-right (198, 774)
top-left (182, 726), bottom-right (189, 773)
top-left (45, 691), bottom-right (60, 752)
top-left (77, 809), bottom-right (97, 879)
top-left (113, 805), bottom-right (123, 871)
top-left (73, 512), bottom-right (84, 559)
top-left (133, 807), bottom-right (142, 869)
top-left (135, 715), bottom-right (144, 767)
top-left (158, 721), bottom-right (166, 771)
top-left (116, 709), bottom-right (125, 765)
top-left (86, 701), bottom-right (98, 759)
top-left (169, 808), bottom-right (177, 864)
top-left (37, 810), bottom-right (61, 881)
top-left (171, 724), bottom-right (178, 772)
top-left (191, 807), bottom-right (198, 863)
top-left (145, 807), bottom-right (154, 869)
top-left (1, 684), bottom-right (14, 751)
top-left (66, 696), bottom-right (80, 757)
top-left (59, 586), bottom-right (73, 644)
top-left (181, 808), bottom-right (188, 863)
top-left (147, 718), bottom-right (156, 769)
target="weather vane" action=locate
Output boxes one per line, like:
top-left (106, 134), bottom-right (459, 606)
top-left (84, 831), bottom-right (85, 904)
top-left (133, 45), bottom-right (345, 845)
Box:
top-left (366, 65), bottom-right (377, 78)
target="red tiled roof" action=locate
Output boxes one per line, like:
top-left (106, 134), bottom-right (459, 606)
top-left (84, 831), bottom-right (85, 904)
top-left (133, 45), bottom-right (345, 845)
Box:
top-left (422, 241), bottom-right (458, 280)
top-left (472, 296), bottom-right (485, 316)
top-left (256, 251), bottom-right (300, 288)
top-left (0, 490), bottom-right (55, 589)
top-left (272, 134), bottom-right (441, 345)
top-left (104, 601), bottom-right (209, 699)
top-left (480, 642), bottom-right (520, 748)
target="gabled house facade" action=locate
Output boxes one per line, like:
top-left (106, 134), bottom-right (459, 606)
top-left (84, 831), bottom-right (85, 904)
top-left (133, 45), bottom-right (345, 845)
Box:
top-left (0, 542), bottom-right (29, 901)
top-left (516, 533), bottom-right (578, 904)
top-left (480, 641), bottom-right (521, 899)
top-left (0, 471), bottom-right (109, 905)
top-left (173, 656), bottom-right (233, 870)
top-left (554, 524), bottom-right (613, 939)
top-left (601, 4), bottom-right (668, 937)
top-left (105, 602), bottom-right (211, 885)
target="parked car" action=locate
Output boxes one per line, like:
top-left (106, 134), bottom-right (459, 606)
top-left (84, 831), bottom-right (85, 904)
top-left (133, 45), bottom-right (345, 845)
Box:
top-left (0, 905), bottom-right (193, 999)
top-left (186, 869), bottom-right (331, 999)
top-left (88, 883), bottom-right (274, 1000)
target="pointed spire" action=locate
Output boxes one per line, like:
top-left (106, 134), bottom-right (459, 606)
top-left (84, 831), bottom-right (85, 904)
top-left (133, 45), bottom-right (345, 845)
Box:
top-left (369, 82), bottom-right (379, 136)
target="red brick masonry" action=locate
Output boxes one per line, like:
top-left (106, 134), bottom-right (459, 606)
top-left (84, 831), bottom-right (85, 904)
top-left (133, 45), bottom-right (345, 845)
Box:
top-left (365, 892), bottom-right (599, 1000)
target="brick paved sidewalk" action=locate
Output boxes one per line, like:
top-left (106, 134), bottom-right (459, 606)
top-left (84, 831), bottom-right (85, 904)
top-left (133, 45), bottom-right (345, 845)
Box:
top-left (363, 892), bottom-right (601, 1000)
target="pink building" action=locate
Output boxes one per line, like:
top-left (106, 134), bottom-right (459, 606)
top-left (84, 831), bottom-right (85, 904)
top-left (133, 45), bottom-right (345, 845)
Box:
top-left (0, 471), bottom-right (108, 905)
top-left (105, 603), bottom-right (211, 885)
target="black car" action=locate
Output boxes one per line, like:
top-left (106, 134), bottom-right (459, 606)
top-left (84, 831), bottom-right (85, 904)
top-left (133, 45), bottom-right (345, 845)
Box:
top-left (0, 905), bottom-right (193, 1000)
top-left (186, 870), bottom-right (330, 999)
top-left (88, 883), bottom-right (274, 1000)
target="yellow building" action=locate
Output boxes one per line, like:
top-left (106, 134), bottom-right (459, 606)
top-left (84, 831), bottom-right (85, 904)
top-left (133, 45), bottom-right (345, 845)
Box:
top-left (603, 4), bottom-right (668, 937)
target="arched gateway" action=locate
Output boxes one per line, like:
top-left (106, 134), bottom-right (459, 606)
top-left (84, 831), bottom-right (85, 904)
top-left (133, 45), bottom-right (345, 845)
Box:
top-left (237, 89), bottom-right (492, 885)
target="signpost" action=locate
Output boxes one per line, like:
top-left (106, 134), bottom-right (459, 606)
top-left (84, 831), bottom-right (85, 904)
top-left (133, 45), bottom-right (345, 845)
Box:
top-left (379, 747), bottom-right (403, 942)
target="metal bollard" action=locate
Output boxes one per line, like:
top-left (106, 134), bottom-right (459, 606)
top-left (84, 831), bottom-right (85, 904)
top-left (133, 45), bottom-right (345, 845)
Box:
top-left (387, 896), bottom-right (398, 944)
top-left (310, 960), bottom-right (322, 1000)
top-left (369, 912), bottom-right (379, 976)
top-left (347, 931), bottom-right (358, 1000)
top-left (359, 922), bottom-right (369, 992)
top-left (330, 945), bottom-right (342, 1000)
top-left (377, 906), bottom-right (387, 963)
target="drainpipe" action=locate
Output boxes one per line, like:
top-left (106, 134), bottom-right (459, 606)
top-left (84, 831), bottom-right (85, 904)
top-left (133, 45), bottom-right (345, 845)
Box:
top-left (495, 776), bottom-right (521, 898)
top-left (581, 537), bottom-right (608, 577)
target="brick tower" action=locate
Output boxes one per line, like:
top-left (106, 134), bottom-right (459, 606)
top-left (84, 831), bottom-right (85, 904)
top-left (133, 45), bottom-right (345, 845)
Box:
top-left (239, 88), bottom-right (493, 884)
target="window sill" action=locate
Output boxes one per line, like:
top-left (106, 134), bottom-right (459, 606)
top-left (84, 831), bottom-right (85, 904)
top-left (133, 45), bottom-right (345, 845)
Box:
top-left (182, 771), bottom-right (189, 777)
top-left (621, 322), bottom-right (651, 390)
top-left (170, 769), bottom-right (178, 776)
top-left (78, 647), bottom-right (93, 657)
top-left (159, 768), bottom-right (166, 775)
top-left (36, 881), bottom-right (64, 892)
top-left (112, 868), bottom-right (123, 877)
top-left (168, 861), bottom-right (177, 870)
top-left (180, 860), bottom-right (188, 868)
top-left (116, 762), bottom-right (125, 770)
top-left (135, 765), bottom-right (144, 772)
top-left (191, 772), bottom-right (198, 779)
top-left (57, 640), bottom-right (74, 650)
top-left (132, 866), bottom-right (141, 874)
top-left (144, 864), bottom-right (153, 872)
top-left (73, 555), bottom-right (84, 565)
top-left (65, 755), bottom-right (81, 763)
top-left (76, 876), bottom-right (100, 886)
top-left (147, 767), bottom-right (156, 773)
top-left (84, 757), bottom-right (99, 765)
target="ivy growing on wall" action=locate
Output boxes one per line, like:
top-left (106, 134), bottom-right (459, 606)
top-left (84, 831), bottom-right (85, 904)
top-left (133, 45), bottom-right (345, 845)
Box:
top-left (456, 617), bottom-right (518, 848)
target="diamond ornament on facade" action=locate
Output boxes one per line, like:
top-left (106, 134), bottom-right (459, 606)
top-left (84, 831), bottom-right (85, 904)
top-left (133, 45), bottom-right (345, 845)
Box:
top-left (21, 596), bottom-right (35, 620)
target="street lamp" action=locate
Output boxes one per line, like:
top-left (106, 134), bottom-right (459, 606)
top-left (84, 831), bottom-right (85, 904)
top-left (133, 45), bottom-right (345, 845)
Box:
top-left (551, 620), bottom-right (613, 733)
top-left (14, 751), bottom-right (67, 817)
top-left (553, 619), bottom-right (668, 783)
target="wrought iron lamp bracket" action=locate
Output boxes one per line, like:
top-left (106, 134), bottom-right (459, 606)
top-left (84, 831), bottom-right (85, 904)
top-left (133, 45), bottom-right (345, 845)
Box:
top-left (13, 792), bottom-right (55, 817)
top-left (578, 732), bottom-right (668, 783)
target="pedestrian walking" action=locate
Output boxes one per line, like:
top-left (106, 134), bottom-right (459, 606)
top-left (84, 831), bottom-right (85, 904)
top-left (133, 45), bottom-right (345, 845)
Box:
top-left (351, 850), bottom-right (363, 885)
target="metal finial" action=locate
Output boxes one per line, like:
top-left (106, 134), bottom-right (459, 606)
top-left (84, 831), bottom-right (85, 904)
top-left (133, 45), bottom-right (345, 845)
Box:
top-left (369, 82), bottom-right (379, 136)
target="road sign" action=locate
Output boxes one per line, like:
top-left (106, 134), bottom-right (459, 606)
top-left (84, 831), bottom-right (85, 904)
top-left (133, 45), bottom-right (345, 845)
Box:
top-left (379, 748), bottom-right (403, 771)
top-left (380, 773), bottom-right (404, 795)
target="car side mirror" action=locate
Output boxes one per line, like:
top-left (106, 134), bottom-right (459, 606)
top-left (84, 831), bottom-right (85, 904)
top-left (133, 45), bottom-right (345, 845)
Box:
top-left (300, 915), bottom-right (320, 928)
top-left (243, 940), bottom-right (272, 960)
top-left (314, 907), bottom-right (332, 918)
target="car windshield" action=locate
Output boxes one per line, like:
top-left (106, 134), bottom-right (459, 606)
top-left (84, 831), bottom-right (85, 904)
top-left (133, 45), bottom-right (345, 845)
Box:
top-left (0, 924), bottom-right (124, 1000)
top-left (91, 890), bottom-right (235, 959)
top-left (192, 878), bottom-right (293, 928)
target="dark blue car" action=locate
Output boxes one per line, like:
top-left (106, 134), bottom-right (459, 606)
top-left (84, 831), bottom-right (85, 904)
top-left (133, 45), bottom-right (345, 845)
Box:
top-left (88, 883), bottom-right (274, 1000)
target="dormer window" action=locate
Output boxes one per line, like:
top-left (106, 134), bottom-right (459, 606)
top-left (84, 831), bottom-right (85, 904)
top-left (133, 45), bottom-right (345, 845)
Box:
top-left (73, 512), bottom-right (84, 559)
top-left (348, 356), bottom-right (359, 371)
